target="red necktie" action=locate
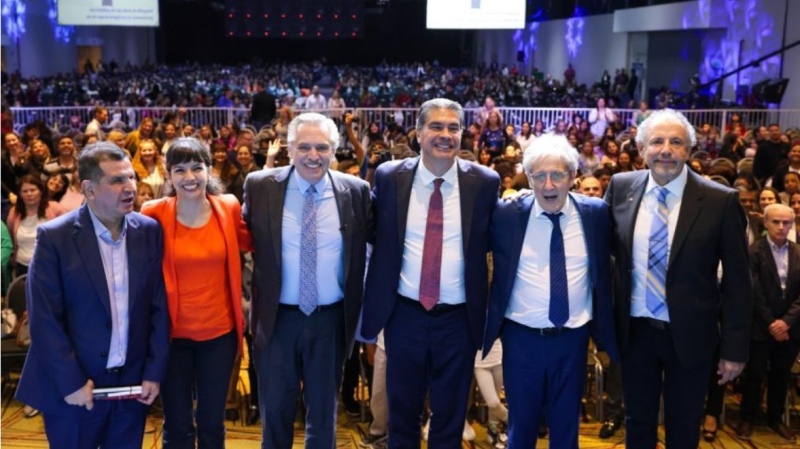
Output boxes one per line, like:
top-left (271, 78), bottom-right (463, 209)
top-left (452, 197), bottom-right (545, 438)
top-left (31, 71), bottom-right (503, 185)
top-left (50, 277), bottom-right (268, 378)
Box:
top-left (419, 178), bottom-right (444, 311)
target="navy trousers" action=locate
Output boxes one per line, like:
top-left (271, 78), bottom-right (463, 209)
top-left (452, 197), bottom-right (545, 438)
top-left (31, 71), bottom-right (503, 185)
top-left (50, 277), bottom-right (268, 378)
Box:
top-left (43, 399), bottom-right (148, 449)
top-left (384, 297), bottom-right (475, 449)
top-left (502, 320), bottom-right (589, 449)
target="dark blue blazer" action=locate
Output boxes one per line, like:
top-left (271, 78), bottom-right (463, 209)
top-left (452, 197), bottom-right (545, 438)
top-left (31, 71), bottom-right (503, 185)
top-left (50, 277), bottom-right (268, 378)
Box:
top-left (483, 193), bottom-right (619, 362)
top-left (361, 157), bottom-right (500, 348)
top-left (16, 205), bottom-right (170, 415)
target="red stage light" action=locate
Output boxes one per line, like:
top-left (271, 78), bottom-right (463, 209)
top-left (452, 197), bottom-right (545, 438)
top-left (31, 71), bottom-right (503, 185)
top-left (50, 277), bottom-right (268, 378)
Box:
top-left (334, 32), bottom-right (339, 36)
top-left (299, 32), bottom-right (304, 36)
top-left (229, 31), bottom-right (234, 36)
top-left (264, 14), bottom-right (268, 18)
top-left (281, 13), bottom-right (286, 19)
top-left (246, 14), bottom-right (251, 18)
top-left (352, 32), bottom-right (356, 36)
top-left (334, 14), bottom-right (339, 19)
top-left (264, 32), bottom-right (269, 36)
top-left (228, 13), bottom-right (233, 18)
top-left (299, 14), bottom-right (304, 19)
top-left (281, 31), bottom-right (286, 36)
top-left (352, 14), bottom-right (356, 19)
top-left (317, 14), bottom-right (321, 19)
top-left (246, 31), bottom-right (251, 36)
top-left (317, 32), bottom-right (321, 36)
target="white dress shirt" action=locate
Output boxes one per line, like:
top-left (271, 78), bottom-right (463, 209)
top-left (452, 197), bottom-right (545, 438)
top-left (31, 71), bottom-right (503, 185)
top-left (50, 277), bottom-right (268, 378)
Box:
top-left (279, 171), bottom-right (344, 305)
top-left (505, 195), bottom-right (592, 328)
top-left (88, 207), bottom-right (129, 369)
top-left (631, 165), bottom-right (689, 322)
top-left (397, 160), bottom-right (466, 305)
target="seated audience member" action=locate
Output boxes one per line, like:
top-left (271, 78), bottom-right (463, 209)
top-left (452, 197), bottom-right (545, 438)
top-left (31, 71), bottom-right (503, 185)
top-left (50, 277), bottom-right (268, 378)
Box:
top-left (737, 204), bottom-right (800, 442)
top-left (132, 139), bottom-right (167, 199)
top-left (45, 173), bottom-right (69, 202)
top-left (134, 182), bottom-right (155, 213)
top-left (599, 139), bottom-right (620, 170)
top-left (107, 129), bottom-right (128, 151)
top-left (516, 121), bottom-right (535, 152)
top-left (579, 176), bottom-right (603, 198)
top-left (592, 167), bottom-right (613, 193)
top-left (5, 175), bottom-right (65, 276)
top-left (616, 150), bottom-right (634, 173)
top-left (718, 132), bottom-right (745, 163)
top-left (479, 110), bottom-right (507, 159)
top-left (772, 144), bottom-right (800, 192)
top-left (210, 140), bottom-right (242, 198)
top-left (779, 172), bottom-right (800, 205)
top-left (44, 135), bottom-right (78, 180)
top-left (578, 141), bottom-right (600, 176)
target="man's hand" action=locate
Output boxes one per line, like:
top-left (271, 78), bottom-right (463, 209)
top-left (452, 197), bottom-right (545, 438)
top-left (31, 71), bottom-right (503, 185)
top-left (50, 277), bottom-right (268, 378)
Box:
top-left (138, 381), bottom-right (160, 405)
top-left (65, 379), bottom-right (94, 410)
top-left (717, 359), bottom-right (745, 385)
top-left (770, 319), bottom-right (790, 341)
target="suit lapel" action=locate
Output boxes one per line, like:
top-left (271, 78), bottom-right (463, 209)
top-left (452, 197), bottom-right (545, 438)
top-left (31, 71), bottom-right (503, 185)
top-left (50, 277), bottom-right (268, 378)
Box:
top-left (762, 239), bottom-right (783, 296)
top-left (457, 159), bottom-right (477, 254)
top-left (622, 172), bottom-right (648, 258)
top-left (270, 167), bottom-right (291, 273)
top-left (125, 214), bottom-right (144, 311)
top-left (73, 205), bottom-right (111, 317)
top-left (668, 171), bottom-right (703, 268)
top-left (395, 158), bottom-right (417, 248)
top-left (329, 172), bottom-right (353, 283)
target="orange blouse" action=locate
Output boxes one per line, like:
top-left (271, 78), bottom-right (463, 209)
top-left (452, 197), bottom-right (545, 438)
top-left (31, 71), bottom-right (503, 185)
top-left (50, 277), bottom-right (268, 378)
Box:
top-left (172, 218), bottom-right (235, 341)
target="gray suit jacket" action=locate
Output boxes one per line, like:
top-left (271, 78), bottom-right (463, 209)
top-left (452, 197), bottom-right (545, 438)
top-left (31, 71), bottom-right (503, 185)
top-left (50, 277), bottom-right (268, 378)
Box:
top-left (242, 166), bottom-right (371, 353)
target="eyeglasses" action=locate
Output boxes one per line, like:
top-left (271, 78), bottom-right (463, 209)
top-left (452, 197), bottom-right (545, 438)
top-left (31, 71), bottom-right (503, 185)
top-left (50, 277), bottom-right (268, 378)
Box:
top-left (530, 171), bottom-right (569, 184)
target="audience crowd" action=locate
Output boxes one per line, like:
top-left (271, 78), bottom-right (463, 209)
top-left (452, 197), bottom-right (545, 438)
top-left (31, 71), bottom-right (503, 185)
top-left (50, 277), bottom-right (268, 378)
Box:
top-left (3, 79), bottom-right (800, 448)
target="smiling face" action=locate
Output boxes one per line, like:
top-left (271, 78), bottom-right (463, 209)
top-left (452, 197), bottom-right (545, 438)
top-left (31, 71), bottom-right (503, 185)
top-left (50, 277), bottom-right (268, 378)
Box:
top-left (759, 189), bottom-right (777, 210)
top-left (168, 159), bottom-right (209, 201)
top-left (47, 175), bottom-right (64, 195)
top-left (139, 141), bottom-right (157, 163)
top-left (291, 122), bottom-right (333, 184)
top-left (418, 108), bottom-right (462, 170)
top-left (58, 137), bottom-right (75, 157)
top-left (236, 145), bottom-right (253, 167)
top-left (642, 120), bottom-right (690, 186)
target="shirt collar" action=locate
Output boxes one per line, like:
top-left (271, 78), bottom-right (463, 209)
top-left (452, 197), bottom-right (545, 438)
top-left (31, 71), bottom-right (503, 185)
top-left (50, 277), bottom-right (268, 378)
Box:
top-left (293, 169), bottom-right (329, 196)
top-left (645, 164), bottom-right (688, 200)
top-left (533, 193), bottom-right (572, 218)
top-left (87, 205), bottom-right (127, 244)
top-left (767, 236), bottom-right (789, 251)
top-left (417, 158), bottom-right (458, 187)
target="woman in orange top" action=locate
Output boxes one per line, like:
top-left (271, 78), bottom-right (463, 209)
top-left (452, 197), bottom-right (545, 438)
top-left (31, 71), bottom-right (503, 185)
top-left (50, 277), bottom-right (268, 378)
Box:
top-left (141, 137), bottom-right (252, 449)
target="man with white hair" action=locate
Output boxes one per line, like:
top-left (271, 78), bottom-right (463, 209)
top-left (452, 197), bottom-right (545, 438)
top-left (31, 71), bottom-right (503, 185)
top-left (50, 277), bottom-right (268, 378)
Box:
top-left (605, 108), bottom-right (752, 448)
top-left (738, 204), bottom-right (800, 442)
top-left (484, 134), bottom-right (619, 447)
top-left (243, 112), bottom-right (371, 449)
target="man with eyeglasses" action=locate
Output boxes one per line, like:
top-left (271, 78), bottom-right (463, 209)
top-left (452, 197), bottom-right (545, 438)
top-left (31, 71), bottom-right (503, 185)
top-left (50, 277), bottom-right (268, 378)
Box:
top-left (361, 98), bottom-right (500, 449)
top-left (484, 134), bottom-right (618, 447)
top-left (604, 109), bottom-right (752, 448)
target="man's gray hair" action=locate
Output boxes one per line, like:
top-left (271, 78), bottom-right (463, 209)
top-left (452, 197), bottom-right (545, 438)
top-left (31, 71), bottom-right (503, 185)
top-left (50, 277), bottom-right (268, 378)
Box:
top-left (636, 108), bottom-right (697, 148)
top-left (763, 203), bottom-right (795, 221)
top-left (287, 112), bottom-right (340, 149)
top-left (416, 98), bottom-right (464, 133)
top-left (522, 134), bottom-right (579, 175)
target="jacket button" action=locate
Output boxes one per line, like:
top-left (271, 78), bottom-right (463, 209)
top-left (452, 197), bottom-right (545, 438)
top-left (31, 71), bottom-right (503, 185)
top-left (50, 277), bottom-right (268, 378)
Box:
top-left (100, 351), bottom-right (108, 357)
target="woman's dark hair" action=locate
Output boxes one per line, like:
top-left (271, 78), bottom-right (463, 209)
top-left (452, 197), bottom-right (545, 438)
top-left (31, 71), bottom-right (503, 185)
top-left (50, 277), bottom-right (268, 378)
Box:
top-left (47, 173), bottom-right (69, 202)
top-left (15, 174), bottom-right (49, 219)
top-left (163, 137), bottom-right (224, 196)
top-left (520, 121), bottom-right (532, 138)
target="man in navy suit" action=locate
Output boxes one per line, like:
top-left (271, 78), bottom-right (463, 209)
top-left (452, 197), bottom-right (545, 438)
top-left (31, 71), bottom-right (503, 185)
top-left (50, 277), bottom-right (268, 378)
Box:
top-left (361, 98), bottom-right (500, 448)
top-left (16, 143), bottom-right (170, 449)
top-left (484, 134), bottom-right (619, 448)
top-left (605, 109), bottom-right (752, 448)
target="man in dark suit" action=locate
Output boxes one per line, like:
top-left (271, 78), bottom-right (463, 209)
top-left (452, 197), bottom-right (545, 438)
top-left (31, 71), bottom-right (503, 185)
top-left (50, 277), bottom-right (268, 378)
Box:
top-left (361, 98), bottom-right (500, 448)
top-left (250, 80), bottom-right (277, 131)
top-left (738, 204), bottom-right (800, 442)
top-left (605, 109), bottom-right (753, 448)
top-left (485, 134), bottom-right (619, 448)
top-left (16, 142), bottom-right (170, 449)
top-left (242, 112), bottom-right (370, 449)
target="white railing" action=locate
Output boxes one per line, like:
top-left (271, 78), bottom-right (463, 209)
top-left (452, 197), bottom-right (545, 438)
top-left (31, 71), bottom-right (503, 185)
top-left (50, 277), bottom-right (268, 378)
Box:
top-left (10, 106), bottom-right (800, 138)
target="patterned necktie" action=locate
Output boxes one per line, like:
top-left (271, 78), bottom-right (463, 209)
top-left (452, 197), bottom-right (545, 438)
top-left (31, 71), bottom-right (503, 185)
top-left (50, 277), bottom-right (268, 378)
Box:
top-left (299, 185), bottom-right (318, 316)
top-left (646, 186), bottom-right (669, 318)
top-left (544, 212), bottom-right (569, 328)
top-left (419, 178), bottom-right (444, 311)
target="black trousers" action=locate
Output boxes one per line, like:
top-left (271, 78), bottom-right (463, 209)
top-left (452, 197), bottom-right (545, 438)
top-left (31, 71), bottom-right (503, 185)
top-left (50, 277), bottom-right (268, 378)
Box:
top-left (740, 337), bottom-right (800, 425)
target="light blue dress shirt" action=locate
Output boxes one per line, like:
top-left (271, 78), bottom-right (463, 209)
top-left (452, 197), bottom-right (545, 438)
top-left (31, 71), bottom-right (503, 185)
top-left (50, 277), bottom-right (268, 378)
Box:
top-left (88, 207), bottom-right (130, 369)
top-left (279, 171), bottom-right (344, 305)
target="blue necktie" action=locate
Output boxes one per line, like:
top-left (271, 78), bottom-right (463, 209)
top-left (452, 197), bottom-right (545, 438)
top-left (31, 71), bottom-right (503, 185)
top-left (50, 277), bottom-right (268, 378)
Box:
top-left (645, 187), bottom-right (669, 318)
top-left (299, 185), bottom-right (318, 316)
top-left (544, 212), bottom-right (569, 328)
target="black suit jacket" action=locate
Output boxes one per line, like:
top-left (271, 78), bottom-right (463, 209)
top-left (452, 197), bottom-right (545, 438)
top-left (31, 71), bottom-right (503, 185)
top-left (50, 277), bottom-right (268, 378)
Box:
top-left (361, 157), bottom-right (500, 348)
top-left (605, 169), bottom-right (753, 366)
top-left (242, 167), bottom-right (370, 353)
top-left (251, 91), bottom-right (277, 124)
top-left (749, 238), bottom-right (800, 341)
